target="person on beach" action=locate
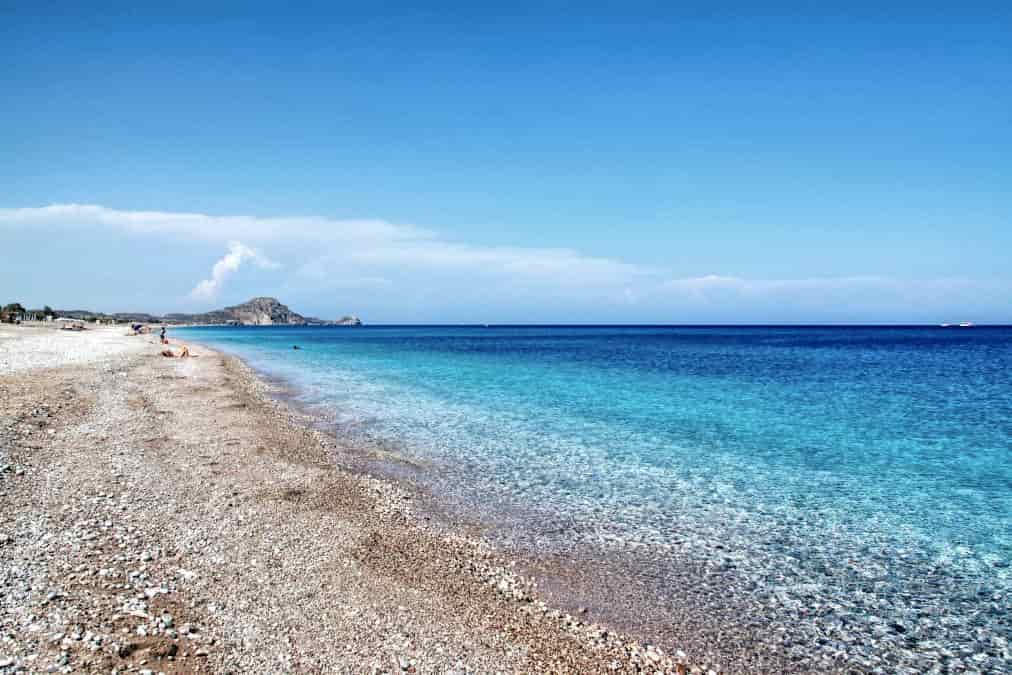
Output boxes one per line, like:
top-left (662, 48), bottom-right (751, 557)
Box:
top-left (160, 326), bottom-right (167, 344)
top-left (161, 345), bottom-right (190, 358)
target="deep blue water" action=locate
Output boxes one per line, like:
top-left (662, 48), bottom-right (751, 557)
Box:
top-left (179, 325), bottom-right (1012, 670)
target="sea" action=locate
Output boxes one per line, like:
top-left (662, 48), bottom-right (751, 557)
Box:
top-left (177, 325), bottom-right (1012, 672)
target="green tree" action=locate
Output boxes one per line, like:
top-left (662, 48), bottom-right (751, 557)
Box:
top-left (43, 305), bottom-right (54, 317)
top-left (2, 302), bottom-right (25, 323)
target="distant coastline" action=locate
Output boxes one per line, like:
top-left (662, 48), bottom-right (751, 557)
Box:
top-left (38, 296), bottom-right (362, 327)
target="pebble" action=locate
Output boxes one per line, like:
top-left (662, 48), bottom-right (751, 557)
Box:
top-left (0, 327), bottom-right (710, 675)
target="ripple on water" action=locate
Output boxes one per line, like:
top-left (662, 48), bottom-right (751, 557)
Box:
top-left (178, 325), bottom-right (1012, 672)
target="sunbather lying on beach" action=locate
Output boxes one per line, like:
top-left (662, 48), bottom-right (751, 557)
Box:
top-left (160, 345), bottom-right (191, 358)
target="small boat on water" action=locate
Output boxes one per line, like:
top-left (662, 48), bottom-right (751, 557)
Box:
top-left (959, 321), bottom-right (975, 327)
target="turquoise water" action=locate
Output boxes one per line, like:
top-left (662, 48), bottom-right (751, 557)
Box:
top-left (179, 325), bottom-right (1012, 671)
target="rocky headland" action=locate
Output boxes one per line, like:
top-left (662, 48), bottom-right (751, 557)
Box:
top-left (54, 297), bottom-right (362, 327)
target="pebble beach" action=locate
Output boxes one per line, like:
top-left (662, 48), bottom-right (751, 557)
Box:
top-left (0, 325), bottom-right (709, 674)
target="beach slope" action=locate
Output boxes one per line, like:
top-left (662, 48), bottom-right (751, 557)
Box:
top-left (0, 325), bottom-right (693, 674)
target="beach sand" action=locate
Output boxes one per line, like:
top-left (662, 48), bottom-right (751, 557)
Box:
top-left (0, 325), bottom-right (702, 674)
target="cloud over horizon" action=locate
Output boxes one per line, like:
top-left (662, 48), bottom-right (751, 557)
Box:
top-left (0, 203), bottom-right (655, 301)
top-left (190, 241), bottom-right (279, 301)
top-left (1, 204), bottom-right (1008, 322)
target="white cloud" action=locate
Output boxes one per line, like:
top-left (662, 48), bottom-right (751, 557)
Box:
top-left (2, 204), bottom-right (1007, 321)
top-left (663, 274), bottom-right (890, 297)
top-left (190, 241), bottom-right (279, 301)
top-left (662, 274), bottom-right (986, 297)
top-left (660, 274), bottom-right (1002, 320)
top-left (0, 203), bottom-right (649, 289)
top-left (343, 242), bottom-right (650, 286)
top-left (0, 203), bottom-right (428, 244)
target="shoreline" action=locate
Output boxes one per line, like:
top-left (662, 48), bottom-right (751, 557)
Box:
top-left (174, 336), bottom-right (743, 670)
top-left (173, 326), bottom-right (1012, 675)
top-left (0, 325), bottom-right (706, 673)
top-left (174, 333), bottom-right (811, 674)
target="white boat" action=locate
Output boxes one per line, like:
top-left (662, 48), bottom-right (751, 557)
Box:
top-left (959, 322), bottom-right (975, 327)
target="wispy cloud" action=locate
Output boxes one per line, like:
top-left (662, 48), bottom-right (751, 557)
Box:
top-left (190, 241), bottom-right (278, 301)
top-left (0, 204), bottom-right (651, 290)
top-left (2, 204), bottom-right (1007, 321)
top-left (663, 274), bottom-right (986, 297)
top-left (0, 203), bottom-right (428, 244)
top-left (660, 274), bottom-right (1002, 320)
top-left (343, 242), bottom-right (650, 286)
top-left (664, 274), bottom-right (890, 297)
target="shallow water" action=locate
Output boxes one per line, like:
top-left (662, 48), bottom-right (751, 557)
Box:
top-left (179, 325), bottom-right (1012, 671)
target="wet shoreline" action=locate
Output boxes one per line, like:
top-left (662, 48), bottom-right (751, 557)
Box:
top-left (178, 329), bottom-right (1012, 674)
top-left (181, 338), bottom-right (820, 672)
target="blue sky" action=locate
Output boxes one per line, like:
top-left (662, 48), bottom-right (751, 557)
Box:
top-left (2, 2), bottom-right (1010, 322)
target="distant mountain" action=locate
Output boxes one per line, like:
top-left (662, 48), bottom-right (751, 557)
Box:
top-left (57, 297), bottom-right (362, 326)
